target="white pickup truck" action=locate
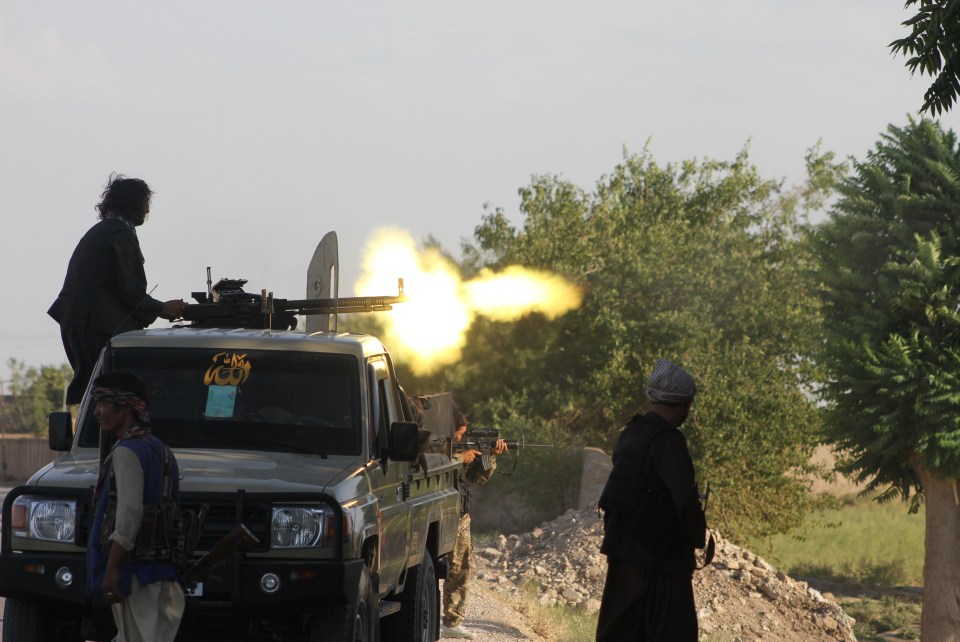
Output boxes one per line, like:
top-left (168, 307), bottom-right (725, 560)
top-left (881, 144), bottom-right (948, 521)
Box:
top-left (0, 277), bottom-right (462, 641)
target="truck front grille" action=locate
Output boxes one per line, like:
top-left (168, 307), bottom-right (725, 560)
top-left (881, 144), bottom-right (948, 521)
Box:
top-left (180, 498), bottom-right (271, 553)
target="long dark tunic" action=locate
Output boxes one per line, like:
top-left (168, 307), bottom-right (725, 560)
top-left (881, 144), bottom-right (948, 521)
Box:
top-left (48, 218), bottom-right (164, 403)
top-left (596, 412), bottom-right (707, 642)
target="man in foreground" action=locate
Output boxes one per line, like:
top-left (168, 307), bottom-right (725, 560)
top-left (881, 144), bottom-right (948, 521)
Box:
top-left (49, 174), bottom-right (186, 404)
top-left (596, 358), bottom-right (708, 642)
top-left (88, 371), bottom-right (184, 641)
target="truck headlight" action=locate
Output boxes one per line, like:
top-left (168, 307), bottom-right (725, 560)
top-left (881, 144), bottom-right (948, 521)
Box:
top-left (271, 507), bottom-right (323, 548)
top-left (11, 496), bottom-right (77, 543)
top-left (270, 505), bottom-right (349, 549)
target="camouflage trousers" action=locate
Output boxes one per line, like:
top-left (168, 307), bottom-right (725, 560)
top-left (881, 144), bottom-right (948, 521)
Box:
top-left (442, 513), bottom-right (472, 627)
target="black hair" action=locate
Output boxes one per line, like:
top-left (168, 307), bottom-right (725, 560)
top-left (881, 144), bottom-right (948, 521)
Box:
top-left (96, 173), bottom-right (152, 222)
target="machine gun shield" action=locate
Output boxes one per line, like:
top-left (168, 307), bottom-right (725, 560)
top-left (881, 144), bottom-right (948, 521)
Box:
top-left (306, 231), bottom-right (339, 334)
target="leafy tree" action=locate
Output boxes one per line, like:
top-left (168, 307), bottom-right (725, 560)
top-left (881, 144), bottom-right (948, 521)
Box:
top-left (812, 118), bottom-right (960, 641)
top-left (891, 0), bottom-right (960, 115)
top-left (407, 144), bottom-right (841, 540)
top-left (0, 359), bottom-right (72, 436)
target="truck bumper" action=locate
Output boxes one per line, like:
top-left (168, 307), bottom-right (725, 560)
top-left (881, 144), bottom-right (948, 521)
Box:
top-left (0, 552), bottom-right (364, 612)
top-left (188, 556), bottom-right (365, 612)
top-left (0, 552), bottom-right (88, 609)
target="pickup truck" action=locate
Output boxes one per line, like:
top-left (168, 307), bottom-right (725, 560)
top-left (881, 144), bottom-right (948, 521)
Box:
top-left (0, 327), bottom-right (462, 641)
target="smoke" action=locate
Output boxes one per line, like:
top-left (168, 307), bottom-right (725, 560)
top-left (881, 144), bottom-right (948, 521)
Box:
top-left (354, 227), bottom-right (583, 375)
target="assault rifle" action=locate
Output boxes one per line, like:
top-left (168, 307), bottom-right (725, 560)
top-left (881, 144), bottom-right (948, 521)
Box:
top-left (451, 427), bottom-right (554, 472)
top-left (181, 524), bottom-right (260, 587)
top-left (696, 481), bottom-right (716, 569)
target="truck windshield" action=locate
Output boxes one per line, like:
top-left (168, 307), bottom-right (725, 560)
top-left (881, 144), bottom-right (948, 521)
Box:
top-left (77, 347), bottom-right (362, 456)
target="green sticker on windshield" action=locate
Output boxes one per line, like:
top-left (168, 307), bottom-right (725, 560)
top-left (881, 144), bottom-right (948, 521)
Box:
top-left (206, 385), bottom-right (237, 418)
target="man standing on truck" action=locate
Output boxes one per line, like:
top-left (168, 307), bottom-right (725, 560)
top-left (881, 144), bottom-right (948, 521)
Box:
top-left (441, 411), bottom-right (507, 640)
top-left (48, 174), bottom-right (187, 404)
top-left (88, 371), bottom-right (185, 642)
top-left (595, 358), bottom-right (708, 642)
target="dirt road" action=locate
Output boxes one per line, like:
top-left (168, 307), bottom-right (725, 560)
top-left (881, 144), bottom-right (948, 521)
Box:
top-left (0, 563), bottom-right (547, 641)
top-left (449, 577), bottom-right (549, 641)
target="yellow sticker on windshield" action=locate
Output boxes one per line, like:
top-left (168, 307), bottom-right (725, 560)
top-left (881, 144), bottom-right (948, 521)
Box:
top-left (204, 352), bottom-right (252, 386)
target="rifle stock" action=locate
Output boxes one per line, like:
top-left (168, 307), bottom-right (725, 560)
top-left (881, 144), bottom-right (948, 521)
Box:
top-left (181, 524), bottom-right (259, 586)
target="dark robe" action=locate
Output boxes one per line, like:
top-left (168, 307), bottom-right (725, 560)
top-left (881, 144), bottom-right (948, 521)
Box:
top-left (48, 217), bottom-right (164, 403)
top-left (596, 412), bottom-right (707, 642)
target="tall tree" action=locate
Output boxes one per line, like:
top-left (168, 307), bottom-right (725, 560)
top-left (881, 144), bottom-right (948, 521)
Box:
top-left (423, 145), bottom-right (840, 540)
top-left (813, 118), bottom-right (960, 642)
top-left (891, 0), bottom-right (960, 115)
top-left (0, 359), bottom-right (72, 436)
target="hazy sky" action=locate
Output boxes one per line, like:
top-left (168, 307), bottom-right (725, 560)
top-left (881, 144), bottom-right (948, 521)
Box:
top-left (2, 2), bottom-right (958, 382)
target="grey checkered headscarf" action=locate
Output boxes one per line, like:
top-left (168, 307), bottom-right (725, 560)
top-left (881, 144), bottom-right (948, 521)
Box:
top-left (645, 358), bottom-right (697, 404)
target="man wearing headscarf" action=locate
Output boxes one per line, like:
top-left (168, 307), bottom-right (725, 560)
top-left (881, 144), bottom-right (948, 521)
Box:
top-left (596, 359), bottom-right (708, 642)
top-left (88, 371), bottom-right (184, 642)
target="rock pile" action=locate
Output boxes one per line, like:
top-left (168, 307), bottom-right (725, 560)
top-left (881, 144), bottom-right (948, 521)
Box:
top-left (474, 504), bottom-right (857, 642)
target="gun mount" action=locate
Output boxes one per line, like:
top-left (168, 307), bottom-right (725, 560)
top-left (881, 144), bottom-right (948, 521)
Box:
top-left (181, 276), bottom-right (406, 331)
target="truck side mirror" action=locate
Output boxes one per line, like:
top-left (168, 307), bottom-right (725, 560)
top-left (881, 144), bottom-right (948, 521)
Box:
top-left (49, 411), bottom-right (74, 452)
top-left (388, 421), bottom-right (419, 461)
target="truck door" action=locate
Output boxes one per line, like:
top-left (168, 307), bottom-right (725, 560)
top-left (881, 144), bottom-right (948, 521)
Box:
top-left (367, 357), bottom-right (410, 590)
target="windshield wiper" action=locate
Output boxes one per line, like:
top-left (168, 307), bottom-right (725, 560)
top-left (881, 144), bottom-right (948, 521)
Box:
top-left (212, 435), bottom-right (329, 458)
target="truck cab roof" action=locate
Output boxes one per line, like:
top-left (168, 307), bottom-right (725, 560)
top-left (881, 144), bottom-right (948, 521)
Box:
top-left (110, 327), bottom-right (390, 359)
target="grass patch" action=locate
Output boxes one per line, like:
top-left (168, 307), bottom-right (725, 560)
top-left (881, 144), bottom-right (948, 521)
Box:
top-left (746, 494), bottom-right (924, 587)
top-left (843, 595), bottom-right (922, 641)
top-left (537, 605), bottom-right (598, 642)
top-left (503, 578), bottom-right (599, 641)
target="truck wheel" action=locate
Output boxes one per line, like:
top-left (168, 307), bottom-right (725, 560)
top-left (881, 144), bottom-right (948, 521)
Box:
top-left (308, 566), bottom-right (377, 642)
top-left (381, 553), bottom-right (439, 642)
top-left (2, 598), bottom-right (82, 642)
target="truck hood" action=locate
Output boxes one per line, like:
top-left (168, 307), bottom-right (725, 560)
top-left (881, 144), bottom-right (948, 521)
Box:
top-left (31, 449), bottom-right (365, 496)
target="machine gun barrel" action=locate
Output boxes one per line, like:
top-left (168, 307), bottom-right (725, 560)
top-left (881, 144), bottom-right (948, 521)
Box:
top-left (282, 293), bottom-right (406, 315)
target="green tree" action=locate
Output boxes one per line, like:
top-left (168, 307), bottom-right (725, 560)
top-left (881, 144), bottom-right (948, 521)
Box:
top-left (409, 144), bottom-right (841, 540)
top-left (812, 118), bottom-right (960, 641)
top-left (891, 0), bottom-right (960, 115)
top-left (0, 359), bottom-right (72, 436)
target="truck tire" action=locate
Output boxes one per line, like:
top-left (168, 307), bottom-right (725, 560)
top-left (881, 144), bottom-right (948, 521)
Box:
top-left (381, 553), bottom-right (439, 642)
top-left (2, 599), bottom-right (42, 641)
top-left (2, 598), bottom-right (82, 642)
top-left (308, 566), bottom-right (377, 642)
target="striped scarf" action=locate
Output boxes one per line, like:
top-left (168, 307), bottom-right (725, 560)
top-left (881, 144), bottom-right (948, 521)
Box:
top-left (91, 386), bottom-right (151, 427)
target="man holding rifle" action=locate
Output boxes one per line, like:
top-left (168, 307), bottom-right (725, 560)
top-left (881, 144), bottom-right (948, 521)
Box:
top-left (440, 411), bottom-right (507, 640)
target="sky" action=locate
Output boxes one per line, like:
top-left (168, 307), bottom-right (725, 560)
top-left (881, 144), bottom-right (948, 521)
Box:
top-left (2, 1), bottom-right (959, 383)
